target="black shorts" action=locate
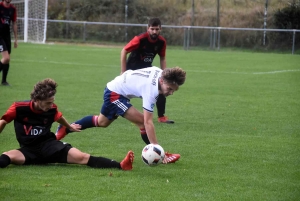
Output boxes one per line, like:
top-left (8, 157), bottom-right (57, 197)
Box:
top-left (0, 37), bottom-right (11, 53)
top-left (18, 138), bottom-right (73, 165)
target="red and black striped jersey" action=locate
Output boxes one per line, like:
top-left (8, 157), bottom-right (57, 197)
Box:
top-left (0, 2), bottom-right (17, 37)
top-left (124, 32), bottom-right (166, 70)
top-left (1, 100), bottom-right (62, 146)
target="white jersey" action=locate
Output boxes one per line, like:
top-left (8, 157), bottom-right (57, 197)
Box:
top-left (107, 66), bottom-right (162, 113)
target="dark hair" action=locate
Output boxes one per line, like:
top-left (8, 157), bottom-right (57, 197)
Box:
top-left (162, 67), bottom-right (186, 86)
top-left (30, 78), bottom-right (57, 101)
top-left (148, 18), bottom-right (161, 27)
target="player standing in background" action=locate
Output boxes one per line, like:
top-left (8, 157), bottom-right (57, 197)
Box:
top-left (56, 67), bottom-right (186, 164)
top-left (0, 0), bottom-right (18, 86)
top-left (0, 78), bottom-right (134, 170)
top-left (121, 18), bottom-right (174, 124)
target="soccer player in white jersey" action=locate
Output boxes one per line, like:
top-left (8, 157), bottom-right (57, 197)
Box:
top-left (56, 66), bottom-right (186, 164)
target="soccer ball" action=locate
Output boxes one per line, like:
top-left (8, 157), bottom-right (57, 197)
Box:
top-left (141, 144), bottom-right (165, 166)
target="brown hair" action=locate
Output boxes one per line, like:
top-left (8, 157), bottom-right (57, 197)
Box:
top-left (30, 78), bottom-right (57, 101)
top-left (161, 67), bottom-right (186, 86)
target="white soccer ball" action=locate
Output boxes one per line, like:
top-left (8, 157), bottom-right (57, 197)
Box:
top-left (141, 144), bottom-right (165, 166)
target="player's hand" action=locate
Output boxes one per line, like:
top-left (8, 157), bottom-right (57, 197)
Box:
top-left (68, 123), bottom-right (81, 132)
top-left (14, 41), bottom-right (18, 48)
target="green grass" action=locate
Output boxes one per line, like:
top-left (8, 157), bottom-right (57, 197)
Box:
top-left (0, 43), bottom-right (300, 201)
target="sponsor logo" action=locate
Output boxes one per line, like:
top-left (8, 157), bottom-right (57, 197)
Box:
top-left (151, 70), bottom-right (159, 86)
top-left (151, 103), bottom-right (155, 109)
top-left (24, 125), bottom-right (45, 136)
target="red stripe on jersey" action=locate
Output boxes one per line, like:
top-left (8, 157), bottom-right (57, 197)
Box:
top-left (124, 32), bottom-right (166, 57)
top-left (124, 34), bottom-right (145, 52)
top-left (54, 110), bottom-right (63, 122)
top-left (29, 101), bottom-right (62, 121)
top-left (110, 92), bottom-right (120, 103)
top-left (1, 102), bottom-right (17, 123)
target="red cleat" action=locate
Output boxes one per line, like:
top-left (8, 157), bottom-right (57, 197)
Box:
top-left (120, 150), bottom-right (134, 170)
top-left (164, 152), bottom-right (180, 163)
top-left (158, 116), bottom-right (174, 124)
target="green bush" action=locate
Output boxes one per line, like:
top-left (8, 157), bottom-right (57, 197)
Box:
top-left (272, 2), bottom-right (300, 49)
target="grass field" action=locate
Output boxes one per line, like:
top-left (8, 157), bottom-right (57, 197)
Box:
top-left (0, 43), bottom-right (299, 201)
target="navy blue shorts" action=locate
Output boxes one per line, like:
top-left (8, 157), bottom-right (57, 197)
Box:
top-left (101, 87), bottom-right (132, 120)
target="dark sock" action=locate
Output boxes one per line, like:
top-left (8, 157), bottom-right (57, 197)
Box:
top-left (0, 154), bottom-right (11, 168)
top-left (156, 94), bottom-right (166, 117)
top-left (2, 63), bottom-right (9, 83)
top-left (87, 156), bottom-right (121, 169)
top-left (0, 61), bottom-right (3, 72)
top-left (67, 115), bottom-right (97, 134)
top-left (140, 128), bottom-right (150, 144)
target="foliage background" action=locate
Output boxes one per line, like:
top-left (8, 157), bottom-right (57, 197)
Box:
top-left (46, 0), bottom-right (300, 50)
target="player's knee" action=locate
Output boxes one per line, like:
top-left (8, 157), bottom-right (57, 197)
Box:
top-left (77, 152), bottom-right (90, 164)
top-left (97, 122), bottom-right (109, 128)
top-left (2, 57), bottom-right (10, 64)
top-left (97, 115), bottom-right (110, 128)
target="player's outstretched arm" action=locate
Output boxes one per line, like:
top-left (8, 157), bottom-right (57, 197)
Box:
top-left (120, 48), bottom-right (129, 74)
top-left (160, 56), bottom-right (166, 70)
top-left (56, 116), bottom-right (81, 132)
top-left (143, 110), bottom-right (158, 144)
top-left (13, 21), bottom-right (18, 48)
top-left (0, 119), bottom-right (7, 133)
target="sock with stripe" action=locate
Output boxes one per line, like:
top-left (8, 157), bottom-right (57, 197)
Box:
top-left (67, 115), bottom-right (98, 134)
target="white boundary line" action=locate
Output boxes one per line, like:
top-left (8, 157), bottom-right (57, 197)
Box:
top-left (12, 59), bottom-right (116, 67)
top-left (252, 70), bottom-right (300, 74)
top-left (187, 69), bottom-right (300, 75)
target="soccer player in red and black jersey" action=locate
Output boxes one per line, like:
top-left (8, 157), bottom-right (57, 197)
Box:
top-left (0, 0), bottom-right (18, 86)
top-left (0, 78), bottom-right (134, 170)
top-left (120, 18), bottom-right (174, 124)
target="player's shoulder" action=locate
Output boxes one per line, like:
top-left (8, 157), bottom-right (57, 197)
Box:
top-left (0, 2), bottom-right (16, 10)
top-left (14, 100), bottom-right (30, 107)
top-left (10, 4), bottom-right (17, 10)
top-left (136, 32), bottom-right (148, 39)
top-left (158, 35), bottom-right (166, 42)
top-left (148, 66), bottom-right (163, 73)
top-left (151, 66), bottom-right (161, 70)
top-left (51, 103), bottom-right (59, 109)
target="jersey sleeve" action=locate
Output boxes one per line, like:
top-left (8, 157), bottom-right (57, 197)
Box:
top-left (142, 98), bottom-right (156, 113)
top-left (124, 36), bottom-right (140, 52)
top-left (52, 104), bottom-right (63, 121)
top-left (12, 7), bottom-right (17, 22)
top-left (1, 103), bottom-right (17, 123)
top-left (141, 77), bottom-right (159, 113)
